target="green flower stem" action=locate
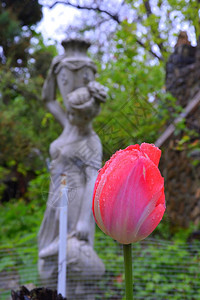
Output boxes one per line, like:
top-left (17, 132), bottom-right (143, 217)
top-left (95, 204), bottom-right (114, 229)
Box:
top-left (123, 243), bottom-right (133, 300)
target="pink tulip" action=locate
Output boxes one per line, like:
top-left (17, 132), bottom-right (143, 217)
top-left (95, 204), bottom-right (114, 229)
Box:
top-left (92, 143), bottom-right (165, 244)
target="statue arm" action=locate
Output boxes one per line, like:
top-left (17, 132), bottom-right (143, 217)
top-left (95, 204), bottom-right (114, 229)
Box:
top-left (42, 57), bottom-right (68, 128)
top-left (46, 100), bottom-right (68, 128)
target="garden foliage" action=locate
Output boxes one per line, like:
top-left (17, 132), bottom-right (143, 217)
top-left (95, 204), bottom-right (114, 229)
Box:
top-left (0, 1), bottom-right (200, 298)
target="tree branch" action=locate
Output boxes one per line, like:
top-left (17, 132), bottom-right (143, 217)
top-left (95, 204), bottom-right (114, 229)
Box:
top-left (143, 0), bottom-right (164, 56)
top-left (44, 0), bottom-right (120, 23)
top-left (144, 0), bottom-right (152, 16)
top-left (136, 39), bottom-right (163, 61)
top-left (43, 0), bottom-right (163, 61)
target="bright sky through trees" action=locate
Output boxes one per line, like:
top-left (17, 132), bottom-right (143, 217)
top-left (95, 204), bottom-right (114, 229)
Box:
top-left (36, 4), bottom-right (79, 52)
top-left (37, 0), bottom-right (197, 55)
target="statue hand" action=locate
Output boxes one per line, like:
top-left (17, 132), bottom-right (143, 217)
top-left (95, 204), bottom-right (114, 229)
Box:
top-left (87, 81), bottom-right (107, 103)
top-left (75, 221), bottom-right (90, 241)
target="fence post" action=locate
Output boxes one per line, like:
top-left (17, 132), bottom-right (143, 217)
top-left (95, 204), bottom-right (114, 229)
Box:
top-left (58, 174), bottom-right (68, 297)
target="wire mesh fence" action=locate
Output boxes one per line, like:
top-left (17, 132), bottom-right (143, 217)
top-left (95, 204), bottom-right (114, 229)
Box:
top-left (0, 237), bottom-right (200, 299)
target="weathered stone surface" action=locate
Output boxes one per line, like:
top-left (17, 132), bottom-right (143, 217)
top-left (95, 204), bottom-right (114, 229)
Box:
top-left (166, 42), bottom-right (199, 108)
top-left (160, 139), bottom-right (200, 228)
top-left (161, 36), bottom-right (200, 229)
top-left (38, 38), bottom-right (106, 299)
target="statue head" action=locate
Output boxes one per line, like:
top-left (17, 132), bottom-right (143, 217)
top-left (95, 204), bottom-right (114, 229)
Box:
top-left (55, 38), bottom-right (97, 97)
top-left (61, 38), bottom-right (91, 59)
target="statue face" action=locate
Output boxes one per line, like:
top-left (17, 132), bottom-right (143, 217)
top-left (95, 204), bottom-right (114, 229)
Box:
top-left (74, 67), bottom-right (96, 90)
top-left (56, 66), bottom-right (96, 96)
top-left (56, 66), bottom-right (96, 114)
top-left (56, 67), bottom-right (75, 95)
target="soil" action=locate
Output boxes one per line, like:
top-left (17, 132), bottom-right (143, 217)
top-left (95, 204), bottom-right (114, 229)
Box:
top-left (11, 286), bottom-right (67, 300)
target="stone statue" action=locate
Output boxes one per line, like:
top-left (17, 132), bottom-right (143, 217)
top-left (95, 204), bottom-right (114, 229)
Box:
top-left (38, 38), bottom-right (106, 299)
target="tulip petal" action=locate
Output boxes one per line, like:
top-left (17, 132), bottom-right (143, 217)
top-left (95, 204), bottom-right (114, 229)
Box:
top-left (94, 149), bottom-right (141, 236)
top-left (92, 143), bottom-right (166, 245)
top-left (93, 190), bottom-right (108, 235)
top-left (136, 198), bottom-right (165, 241)
top-left (98, 156), bottom-right (164, 244)
top-left (116, 159), bottom-right (164, 243)
top-left (140, 143), bottom-right (161, 166)
top-left (92, 147), bottom-right (134, 201)
top-left (125, 144), bottom-right (140, 152)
